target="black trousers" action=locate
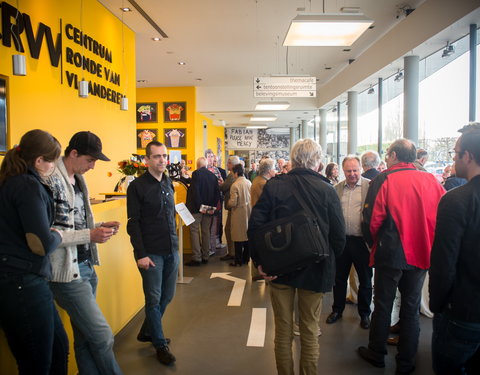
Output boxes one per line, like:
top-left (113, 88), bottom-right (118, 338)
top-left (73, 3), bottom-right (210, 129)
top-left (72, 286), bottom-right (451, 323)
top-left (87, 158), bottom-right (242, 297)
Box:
top-left (234, 241), bottom-right (249, 265)
top-left (332, 236), bottom-right (373, 318)
top-left (368, 266), bottom-right (426, 372)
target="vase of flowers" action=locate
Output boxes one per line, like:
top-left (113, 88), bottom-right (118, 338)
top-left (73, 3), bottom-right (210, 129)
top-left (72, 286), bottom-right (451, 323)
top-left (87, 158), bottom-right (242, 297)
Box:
top-left (114, 157), bottom-right (147, 192)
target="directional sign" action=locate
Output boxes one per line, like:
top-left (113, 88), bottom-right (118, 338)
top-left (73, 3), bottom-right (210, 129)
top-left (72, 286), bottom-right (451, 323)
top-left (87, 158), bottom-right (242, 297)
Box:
top-left (210, 272), bottom-right (246, 306)
top-left (253, 76), bottom-right (316, 98)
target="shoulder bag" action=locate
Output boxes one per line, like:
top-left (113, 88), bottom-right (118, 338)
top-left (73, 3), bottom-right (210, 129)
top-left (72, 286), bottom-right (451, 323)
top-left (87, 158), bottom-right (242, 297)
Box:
top-left (252, 176), bottom-right (328, 275)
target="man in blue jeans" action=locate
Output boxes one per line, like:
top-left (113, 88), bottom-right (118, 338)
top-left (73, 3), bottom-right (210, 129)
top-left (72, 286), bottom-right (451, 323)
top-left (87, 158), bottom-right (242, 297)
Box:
top-left (47, 131), bottom-right (123, 374)
top-left (429, 123), bottom-right (480, 375)
top-left (127, 141), bottom-right (179, 366)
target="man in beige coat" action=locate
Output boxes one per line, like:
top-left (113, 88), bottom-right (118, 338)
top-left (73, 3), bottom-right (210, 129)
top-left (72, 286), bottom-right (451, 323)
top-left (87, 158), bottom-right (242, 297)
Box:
top-left (251, 158), bottom-right (276, 207)
top-left (228, 164), bottom-right (252, 266)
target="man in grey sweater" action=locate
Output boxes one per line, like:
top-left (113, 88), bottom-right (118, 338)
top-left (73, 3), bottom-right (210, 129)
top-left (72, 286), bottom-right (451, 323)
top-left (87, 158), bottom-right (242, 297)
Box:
top-left (47, 131), bottom-right (122, 375)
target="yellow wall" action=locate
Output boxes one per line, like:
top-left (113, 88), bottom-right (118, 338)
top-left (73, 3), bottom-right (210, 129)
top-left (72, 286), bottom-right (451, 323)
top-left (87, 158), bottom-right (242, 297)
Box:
top-left (0, 0), bottom-right (137, 198)
top-left (136, 86), bottom-right (225, 169)
top-left (0, 0), bottom-right (137, 373)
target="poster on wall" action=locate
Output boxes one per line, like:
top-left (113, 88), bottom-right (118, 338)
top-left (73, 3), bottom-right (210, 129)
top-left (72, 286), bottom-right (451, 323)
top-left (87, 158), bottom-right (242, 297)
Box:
top-left (226, 128), bottom-right (258, 149)
top-left (164, 128), bottom-right (186, 148)
top-left (137, 128), bottom-right (158, 149)
top-left (163, 102), bottom-right (186, 122)
top-left (136, 103), bottom-right (157, 123)
top-left (169, 150), bottom-right (182, 164)
top-left (0, 78), bottom-right (6, 153)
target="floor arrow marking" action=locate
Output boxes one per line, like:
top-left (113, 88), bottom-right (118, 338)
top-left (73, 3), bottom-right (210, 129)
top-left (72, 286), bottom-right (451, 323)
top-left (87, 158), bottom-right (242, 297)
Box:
top-left (210, 272), bottom-right (246, 306)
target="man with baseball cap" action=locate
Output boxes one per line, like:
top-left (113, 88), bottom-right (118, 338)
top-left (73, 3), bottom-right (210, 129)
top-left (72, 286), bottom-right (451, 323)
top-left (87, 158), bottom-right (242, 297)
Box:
top-left (46, 131), bottom-right (123, 374)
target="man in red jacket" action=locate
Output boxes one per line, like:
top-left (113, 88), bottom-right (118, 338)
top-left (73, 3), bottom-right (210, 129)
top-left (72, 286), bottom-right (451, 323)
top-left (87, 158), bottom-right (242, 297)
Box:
top-left (357, 138), bottom-right (444, 374)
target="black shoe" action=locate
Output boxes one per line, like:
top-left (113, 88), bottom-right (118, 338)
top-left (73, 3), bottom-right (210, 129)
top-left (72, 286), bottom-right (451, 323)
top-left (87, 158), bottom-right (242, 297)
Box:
top-left (220, 254), bottom-right (234, 261)
top-left (252, 275), bottom-right (264, 281)
top-left (326, 312), bottom-right (342, 324)
top-left (137, 333), bottom-right (171, 344)
top-left (185, 260), bottom-right (201, 267)
top-left (229, 262), bottom-right (241, 267)
top-left (156, 345), bottom-right (176, 366)
top-left (357, 346), bottom-right (385, 368)
top-left (201, 259), bottom-right (208, 264)
top-left (360, 316), bottom-right (371, 329)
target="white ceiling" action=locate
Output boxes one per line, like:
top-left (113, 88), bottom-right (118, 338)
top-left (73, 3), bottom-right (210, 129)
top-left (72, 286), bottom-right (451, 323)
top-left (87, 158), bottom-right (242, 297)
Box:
top-left (97, 0), bottom-right (479, 128)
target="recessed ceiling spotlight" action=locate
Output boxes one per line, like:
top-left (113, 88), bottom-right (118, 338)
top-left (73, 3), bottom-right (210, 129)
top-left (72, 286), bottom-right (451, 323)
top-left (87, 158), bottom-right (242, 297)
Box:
top-left (195, 78), bottom-right (202, 81)
top-left (342, 48), bottom-right (351, 52)
top-left (120, 7), bottom-right (132, 12)
top-left (152, 37), bottom-right (161, 41)
top-left (178, 61), bottom-right (186, 65)
top-left (368, 25), bottom-right (375, 29)
top-left (166, 51), bottom-right (174, 54)
top-left (137, 79), bottom-right (147, 83)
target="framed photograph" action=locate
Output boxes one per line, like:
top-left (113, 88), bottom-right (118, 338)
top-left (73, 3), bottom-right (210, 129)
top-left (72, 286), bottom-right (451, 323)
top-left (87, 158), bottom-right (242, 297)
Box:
top-left (164, 128), bottom-right (186, 149)
top-left (136, 102), bottom-right (157, 123)
top-left (137, 128), bottom-right (158, 149)
top-left (0, 77), bottom-right (6, 153)
top-left (163, 102), bottom-right (186, 122)
top-left (169, 150), bottom-right (182, 164)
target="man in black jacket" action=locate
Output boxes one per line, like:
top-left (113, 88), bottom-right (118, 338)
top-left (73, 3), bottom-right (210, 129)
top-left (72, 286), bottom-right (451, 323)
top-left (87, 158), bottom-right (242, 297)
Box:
top-left (248, 139), bottom-right (345, 375)
top-left (127, 141), bottom-right (178, 366)
top-left (429, 123), bottom-right (480, 375)
top-left (361, 150), bottom-right (381, 180)
top-left (185, 157), bottom-right (220, 266)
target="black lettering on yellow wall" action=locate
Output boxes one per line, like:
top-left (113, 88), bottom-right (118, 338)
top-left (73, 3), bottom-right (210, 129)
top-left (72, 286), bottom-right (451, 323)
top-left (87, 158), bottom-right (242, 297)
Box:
top-left (22, 14), bottom-right (61, 67)
top-left (1, 1), bottom-right (25, 52)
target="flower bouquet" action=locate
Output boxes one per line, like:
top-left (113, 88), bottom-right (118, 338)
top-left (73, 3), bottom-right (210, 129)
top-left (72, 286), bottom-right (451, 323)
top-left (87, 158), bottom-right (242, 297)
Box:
top-left (113, 156), bottom-right (147, 192)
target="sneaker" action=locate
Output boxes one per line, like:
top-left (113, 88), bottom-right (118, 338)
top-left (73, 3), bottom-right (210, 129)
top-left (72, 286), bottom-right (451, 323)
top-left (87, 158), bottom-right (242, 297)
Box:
top-left (156, 345), bottom-right (176, 366)
top-left (201, 259), bottom-right (208, 264)
top-left (208, 250), bottom-right (216, 257)
top-left (216, 243), bottom-right (227, 249)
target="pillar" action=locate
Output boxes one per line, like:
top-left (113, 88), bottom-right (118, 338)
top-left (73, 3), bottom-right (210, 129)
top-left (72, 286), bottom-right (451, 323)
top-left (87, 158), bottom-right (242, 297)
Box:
top-left (470, 24), bottom-right (477, 122)
top-left (347, 91), bottom-right (358, 155)
top-left (404, 55), bottom-right (419, 144)
top-left (319, 109), bottom-right (327, 154)
top-left (301, 120), bottom-right (308, 139)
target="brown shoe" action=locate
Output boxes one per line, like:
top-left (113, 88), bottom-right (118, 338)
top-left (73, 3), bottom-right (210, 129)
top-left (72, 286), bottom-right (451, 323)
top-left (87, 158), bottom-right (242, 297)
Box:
top-left (156, 345), bottom-right (176, 366)
top-left (390, 322), bottom-right (401, 334)
top-left (387, 336), bottom-right (400, 346)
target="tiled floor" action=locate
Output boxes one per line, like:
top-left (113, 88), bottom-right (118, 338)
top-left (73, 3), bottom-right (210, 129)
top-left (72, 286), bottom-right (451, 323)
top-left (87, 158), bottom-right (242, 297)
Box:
top-left (114, 253), bottom-right (435, 375)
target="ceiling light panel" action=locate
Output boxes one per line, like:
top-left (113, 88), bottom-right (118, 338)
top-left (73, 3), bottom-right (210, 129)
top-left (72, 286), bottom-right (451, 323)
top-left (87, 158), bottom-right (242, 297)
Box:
top-left (255, 102), bottom-right (290, 110)
top-left (284, 13), bottom-right (373, 47)
top-left (250, 116), bottom-right (277, 122)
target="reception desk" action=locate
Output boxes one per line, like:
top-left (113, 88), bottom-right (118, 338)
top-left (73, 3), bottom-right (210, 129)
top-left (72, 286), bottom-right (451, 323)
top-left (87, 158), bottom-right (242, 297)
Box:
top-left (0, 199), bottom-right (145, 375)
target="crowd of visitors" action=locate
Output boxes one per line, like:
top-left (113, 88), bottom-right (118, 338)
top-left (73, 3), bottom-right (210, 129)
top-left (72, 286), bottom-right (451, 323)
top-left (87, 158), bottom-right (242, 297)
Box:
top-left (1, 124), bottom-right (479, 374)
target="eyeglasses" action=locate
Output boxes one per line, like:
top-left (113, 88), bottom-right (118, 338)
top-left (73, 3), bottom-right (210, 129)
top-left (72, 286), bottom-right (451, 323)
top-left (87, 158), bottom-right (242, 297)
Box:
top-left (448, 149), bottom-right (464, 158)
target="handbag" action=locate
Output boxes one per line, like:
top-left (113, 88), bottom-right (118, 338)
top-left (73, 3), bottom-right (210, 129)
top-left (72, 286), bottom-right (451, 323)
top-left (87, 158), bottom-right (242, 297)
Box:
top-left (252, 177), bottom-right (328, 275)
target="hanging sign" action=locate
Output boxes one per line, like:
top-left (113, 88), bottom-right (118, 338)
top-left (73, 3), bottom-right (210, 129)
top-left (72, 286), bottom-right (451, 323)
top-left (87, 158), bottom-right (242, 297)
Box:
top-left (253, 76), bottom-right (316, 97)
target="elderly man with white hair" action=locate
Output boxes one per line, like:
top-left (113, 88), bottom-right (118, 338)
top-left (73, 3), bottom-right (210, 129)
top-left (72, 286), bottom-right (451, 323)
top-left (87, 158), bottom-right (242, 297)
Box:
top-left (361, 150), bottom-right (381, 180)
top-left (249, 139), bottom-right (346, 375)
